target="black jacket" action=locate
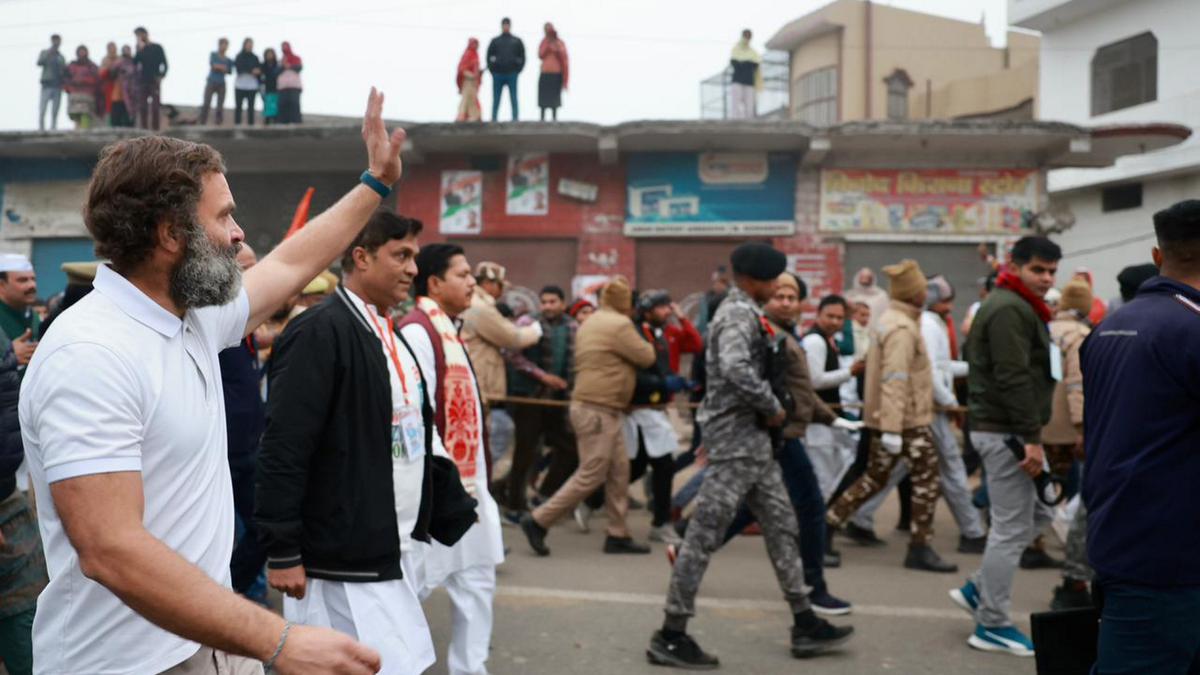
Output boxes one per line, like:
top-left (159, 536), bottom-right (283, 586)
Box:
top-left (487, 33), bottom-right (525, 74)
top-left (0, 348), bottom-right (21, 500)
top-left (256, 289), bottom-right (431, 582)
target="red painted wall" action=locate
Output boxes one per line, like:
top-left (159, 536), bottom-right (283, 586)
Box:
top-left (394, 153), bottom-right (626, 240)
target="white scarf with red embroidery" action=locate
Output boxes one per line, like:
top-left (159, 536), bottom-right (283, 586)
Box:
top-left (415, 296), bottom-right (483, 493)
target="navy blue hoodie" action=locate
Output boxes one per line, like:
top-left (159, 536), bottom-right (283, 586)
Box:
top-left (1082, 276), bottom-right (1200, 586)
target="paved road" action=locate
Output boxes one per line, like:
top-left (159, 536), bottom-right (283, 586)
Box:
top-left (421, 488), bottom-right (1059, 674)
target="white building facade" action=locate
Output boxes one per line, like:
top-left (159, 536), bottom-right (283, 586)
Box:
top-left (1011, 0), bottom-right (1199, 302)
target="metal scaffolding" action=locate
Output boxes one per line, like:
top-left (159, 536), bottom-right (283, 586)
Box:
top-left (700, 50), bottom-right (791, 120)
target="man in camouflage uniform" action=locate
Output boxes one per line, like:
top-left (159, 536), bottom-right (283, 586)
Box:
top-left (647, 243), bottom-right (853, 670)
top-left (826, 260), bottom-right (958, 573)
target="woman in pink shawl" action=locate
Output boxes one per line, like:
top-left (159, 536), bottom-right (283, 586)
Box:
top-left (538, 23), bottom-right (568, 121)
top-left (455, 38), bottom-right (481, 122)
top-left (276, 41), bottom-right (303, 124)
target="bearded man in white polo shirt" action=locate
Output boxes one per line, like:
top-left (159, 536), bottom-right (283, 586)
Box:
top-left (18, 89), bottom-right (403, 675)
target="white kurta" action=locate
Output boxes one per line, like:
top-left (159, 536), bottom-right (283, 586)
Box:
top-left (400, 319), bottom-right (503, 675)
top-left (623, 408), bottom-right (679, 459)
top-left (801, 331), bottom-right (857, 500)
top-left (284, 288), bottom-right (435, 675)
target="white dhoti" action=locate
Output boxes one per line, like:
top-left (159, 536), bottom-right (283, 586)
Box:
top-left (805, 423), bottom-right (857, 502)
top-left (405, 549), bottom-right (497, 675)
top-left (623, 408), bottom-right (679, 459)
top-left (284, 577), bottom-right (435, 675)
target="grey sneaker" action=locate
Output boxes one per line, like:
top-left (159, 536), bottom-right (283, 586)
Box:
top-left (649, 524), bottom-right (683, 545)
top-left (573, 503), bottom-right (592, 533)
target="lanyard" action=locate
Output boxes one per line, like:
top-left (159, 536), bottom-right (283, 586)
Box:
top-left (368, 310), bottom-right (409, 396)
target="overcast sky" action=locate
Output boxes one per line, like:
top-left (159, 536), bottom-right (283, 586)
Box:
top-left (3, 0), bottom-right (1010, 130)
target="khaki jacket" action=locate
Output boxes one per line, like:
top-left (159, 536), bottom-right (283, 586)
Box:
top-left (572, 307), bottom-right (656, 410)
top-left (461, 287), bottom-right (540, 402)
top-left (863, 300), bottom-right (934, 433)
top-left (1042, 312), bottom-right (1090, 445)
top-left (765, 315), bottom-right (836, 439)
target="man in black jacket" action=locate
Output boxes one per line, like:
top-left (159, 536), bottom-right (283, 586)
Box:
top-left (256, 210), bottom-right (439, 673)
top-left (487, 17), bottom-right (524, 121)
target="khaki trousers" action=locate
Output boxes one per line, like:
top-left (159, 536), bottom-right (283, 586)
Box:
top-left (159, 647), bottom-right (263, 675)
top-left (532, 402), bottom-right (631, 538)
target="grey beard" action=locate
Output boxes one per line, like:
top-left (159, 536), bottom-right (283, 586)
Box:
top-left (168, 220), bottom-right (242, 310)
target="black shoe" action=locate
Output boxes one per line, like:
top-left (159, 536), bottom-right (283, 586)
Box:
top-left (790, 619), bottom-right (854, 657)
top-left (843, 522), bottom-right (886, 547)
top-left (604, 536), bottom-right (651, 554)
top-left (646, 630), bottom-right (720, 670)
top-left (957, 534), bottom-right (987, 554)
top-left (895, 517), bottom-right (911, 533)
top-left (519, 514), bottom-right (550, 557)
top-left (903, 544), bottom-right (958, 573)
top-left (1050, 581), bottom-right (1093, 611)
top-left (501, 509), bottom-right (524, 527)
top-left (1020, 547), bottom-right (1064, 570)
top-left (823, 550), bottom-right (842, 568)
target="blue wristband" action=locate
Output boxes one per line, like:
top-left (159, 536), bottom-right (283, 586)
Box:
top-left (360, 171), bottom-right (392, 199)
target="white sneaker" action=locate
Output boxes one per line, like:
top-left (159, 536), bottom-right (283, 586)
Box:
top-left (648, 524), bottom-right (682, 545)
top-left (573, 504), bottom-right (592, 533)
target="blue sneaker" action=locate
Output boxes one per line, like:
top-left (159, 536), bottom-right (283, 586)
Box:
top-left (949, 580), bottom-right (979, 616)
top-left (968, 624), bottom-right (1035, 657)
top-left (811, 589), bottom-right (853, 616)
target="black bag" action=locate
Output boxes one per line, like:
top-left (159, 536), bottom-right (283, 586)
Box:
top-left (425, 455), bottom-right (479, 547)
top-left (1031, 606), bottom-right (1100, 675)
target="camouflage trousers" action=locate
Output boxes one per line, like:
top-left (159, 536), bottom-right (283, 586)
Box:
top-left (1063, 499), bottom-right (1093, 583)
top-left (664, 456), bottom-right (811, 620)
top-left (827, 427), bottom-right (941, 546)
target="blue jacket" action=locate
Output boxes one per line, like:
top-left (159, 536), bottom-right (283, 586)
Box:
top-left (1082, 276), bottom-right (1200, 586)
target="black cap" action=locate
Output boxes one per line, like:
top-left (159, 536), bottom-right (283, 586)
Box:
top-left (637, 290), bottom-right (671, 315)
top-left (730, 242), bottom-right (786, 281)
top-left (1117, 263), bottom-right (1158, 302)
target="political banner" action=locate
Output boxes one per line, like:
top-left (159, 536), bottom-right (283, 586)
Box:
top-left (506, 153), bottom-right (549, 215)
top-left (440, 170), bottom-right (483, 235)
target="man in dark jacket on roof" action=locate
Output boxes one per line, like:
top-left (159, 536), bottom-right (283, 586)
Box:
top-left (486, 17), bottom-right (525, 121)
top-left (1082, 200), bottom-right (1200, 673)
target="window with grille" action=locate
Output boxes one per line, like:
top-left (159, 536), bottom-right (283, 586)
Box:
top-left (795, 67), bottom-right (838, 126)
top-left (1091, 32), bottom-right (1157, 116)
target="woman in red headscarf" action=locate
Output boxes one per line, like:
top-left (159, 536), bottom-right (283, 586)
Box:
top-left (276, 41), bottom-right (303, 124)
top-left (538, 23), bottom-right (569, 121)
top-left (455, 38), bottom-right (481, 122)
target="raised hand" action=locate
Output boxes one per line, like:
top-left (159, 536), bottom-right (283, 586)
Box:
top-left (361, 87), bottom-right (407, 186)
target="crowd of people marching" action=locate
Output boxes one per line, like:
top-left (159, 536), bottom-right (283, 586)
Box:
top-left (3, 90), bottom-right (1199, 675)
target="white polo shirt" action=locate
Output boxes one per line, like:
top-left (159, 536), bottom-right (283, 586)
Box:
top-left (20, 264), bottom-right (249, 675)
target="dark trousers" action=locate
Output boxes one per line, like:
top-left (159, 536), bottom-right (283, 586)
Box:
top-left (137, 78), bottom-right (161, 130)
top-left (229, 458), bottom-right (267, 594)
top-left (491, 73), bottom-right (518, 121)
top-left (200, 82), bottom-right (226, 125)
top-left (629, 434), bottom-right (675, 528)
top-left (234, 89), bottom-right (256, 125)
top-left (507, 403), bottom-right (576, 512)
top-left (109, 101), bottom-right (133, 127)
top-left (1094, 582), bottom-right (1200, 674)
top-left (723, 438), bottom-right (829, 594)
top-left (277, 89), bottom-right (302, 124)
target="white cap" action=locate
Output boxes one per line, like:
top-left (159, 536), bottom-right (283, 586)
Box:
top-left (0, 253), bottom-right (32, 273)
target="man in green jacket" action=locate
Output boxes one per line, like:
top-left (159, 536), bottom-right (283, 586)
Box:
top-left (949, 236), bottom-right (1061, 658)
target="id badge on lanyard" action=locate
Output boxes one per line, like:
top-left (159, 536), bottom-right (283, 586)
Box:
top-left (393, 403), bottom-right (426, 460)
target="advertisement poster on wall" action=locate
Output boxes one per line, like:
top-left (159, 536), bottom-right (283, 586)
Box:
top-left (440, 170), bottom-right (483, 235)
top-left (506, 153), bottom-right (550, 215)
top-left (625, 152), bottom-right (796, 237)
top-left (819, 169), bottom-right (1038, 234)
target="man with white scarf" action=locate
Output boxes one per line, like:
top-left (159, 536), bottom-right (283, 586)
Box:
top-left (400, 243), bottom-right (504, 675)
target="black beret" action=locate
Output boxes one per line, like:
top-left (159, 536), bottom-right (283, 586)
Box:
top-left (730, 242), bottom-right (787, 281)
top-left (1116, 263), bottom-right (1158, 300)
